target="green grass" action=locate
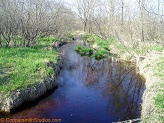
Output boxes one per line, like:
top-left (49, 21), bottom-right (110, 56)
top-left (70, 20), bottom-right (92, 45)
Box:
top-left (94, 49), bottom-right (109, 61)
top-left (89, 35), bottom-right (112, 60)
top-left (155, 94), bottom-right (164, 109)
top-left (74, 46), bottom-right (109, 60)
top-left (111, 40), bottom-right (164, 56)
top-left (94, 38), bottom-right (112, 51)
top-left (85, 34), bottom-right (112, 50)
top-left (0, 38), bottom-right (58, 94)
top-left (153, 57), bottom-right (164, 121)
top-left (39, 36), bottom-right (61, 45)
top-left (135, 45), bottom-right (164, 55)
top-left (74, 46), bottom-right (94, 56)
top-left (75, 35), bottom-right (112, 60)
top-left (94, 38), bottom-right (112, 48)
top-left (154, 57), bottom-right (164, 78)
top-left (84, 34), bottom-right (113, 48)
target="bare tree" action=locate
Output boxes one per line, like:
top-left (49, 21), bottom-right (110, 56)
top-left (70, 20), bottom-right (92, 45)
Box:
top-left (121, 0), bottom-right (124, 25)
top-left (0, 0), bottom-right (77, 47)
top-left (75, 0), bottom-right (96, 32)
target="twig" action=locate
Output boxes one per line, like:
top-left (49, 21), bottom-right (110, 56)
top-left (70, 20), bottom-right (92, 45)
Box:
top-left (142, 5), bottom-right (164, 17)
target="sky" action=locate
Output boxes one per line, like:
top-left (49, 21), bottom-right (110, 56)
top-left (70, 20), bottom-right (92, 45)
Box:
top-left (62, 0), bottom-right (164, 16)
top-left (60, 0), bottom-right (75, 4)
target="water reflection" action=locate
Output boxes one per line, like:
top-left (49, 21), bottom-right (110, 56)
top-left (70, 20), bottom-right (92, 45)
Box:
top-left (82, 57), bottom-right (144, 119)
top-left (60, 41), bottom-right (145, 121)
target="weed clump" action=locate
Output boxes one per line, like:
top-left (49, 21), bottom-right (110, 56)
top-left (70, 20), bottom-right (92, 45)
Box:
top-left (94, 49), bottom-right (109, 61)
top-left (74, 46), bottom-right (94, 56)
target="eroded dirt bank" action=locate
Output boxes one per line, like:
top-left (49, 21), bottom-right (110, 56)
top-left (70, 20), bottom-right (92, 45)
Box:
top-left (111, 51), bottom-right (163, 122)
top-left (137, 53), bottom-right (163, 123)
top-left (0, 61), bottom-right (62, 113)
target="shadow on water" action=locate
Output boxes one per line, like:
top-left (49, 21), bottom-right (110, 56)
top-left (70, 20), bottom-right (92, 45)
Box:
top-left (0, 40), bottom-right (145, 123)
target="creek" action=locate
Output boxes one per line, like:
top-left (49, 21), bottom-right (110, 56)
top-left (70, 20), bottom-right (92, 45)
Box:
top-left (1, 39), bottom-right (145, 123)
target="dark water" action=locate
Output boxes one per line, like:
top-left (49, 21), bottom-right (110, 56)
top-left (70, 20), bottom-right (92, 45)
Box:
top-left (1, 40), bottom-right (145, 123)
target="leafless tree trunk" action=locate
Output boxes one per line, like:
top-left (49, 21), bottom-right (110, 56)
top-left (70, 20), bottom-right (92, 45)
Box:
top-left (121, 0), bottom-right (124, 25)
top-left (75, 0), bottom-right (96, 32)
top-left (139, 0), bottom-right (145, 42)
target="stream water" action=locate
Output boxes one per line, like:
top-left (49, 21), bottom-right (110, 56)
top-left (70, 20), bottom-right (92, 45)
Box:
top-left (1, 40), bottom-right (145, 123)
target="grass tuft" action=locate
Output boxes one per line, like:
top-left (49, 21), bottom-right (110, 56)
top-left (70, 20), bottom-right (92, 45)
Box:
top-left (74, 46), bottom-right (94, 56)
top-left (94, 49), bottom-right (109, 61)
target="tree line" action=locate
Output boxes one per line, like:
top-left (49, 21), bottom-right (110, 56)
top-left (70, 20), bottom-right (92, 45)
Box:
top-left (0, 0), bottom-right (76, 47)
top-left (74, 0), bottom-right (164, 47)
top-left (0, 0), bottom-right (163, 48)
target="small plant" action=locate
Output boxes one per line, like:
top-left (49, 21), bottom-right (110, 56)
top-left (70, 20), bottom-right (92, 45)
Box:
top-left (74, 46), bottom-right (94, 57)
top-left (94, 49), bottom-right (109, 61)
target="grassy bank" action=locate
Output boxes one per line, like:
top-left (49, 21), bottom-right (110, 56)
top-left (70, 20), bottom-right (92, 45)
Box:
top-left (106, 38), bottom-right (164, 122)
top-left (0, 36), bottom-right (58, 94)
